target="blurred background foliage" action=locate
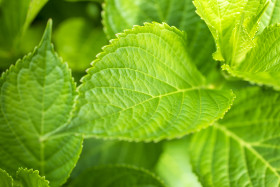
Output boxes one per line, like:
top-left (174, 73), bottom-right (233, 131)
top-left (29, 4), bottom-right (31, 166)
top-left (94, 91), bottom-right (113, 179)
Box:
top-left (0, 0), bottom-right (107, 82)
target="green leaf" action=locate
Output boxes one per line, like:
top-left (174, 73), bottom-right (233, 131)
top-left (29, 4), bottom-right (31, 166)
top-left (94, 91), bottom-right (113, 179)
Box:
top-left (190, 87), bottom-right (280, 186)
top-left (0, 168), bottom-right (50, 187)
top-left (194, 0), bottom-right (268, 64)
top-left (223, 24), bottom-right (280, 90)
top-left (156, 137), bottom-right (202, 187)
top-left (102, 0), bottom-right (219, 77)
top-left (16, 168), bottom-right (49, 187)
top-left (0, 20), bottom-right (83, 186)
top-left (0, 168), bottom-right (13, 187)
top-left (68, 22), bottom-right (235, 142)
top-left (54, 17), bottom-right (108, 72)
top-left (259, 0), bottom-right (280, 33)
top-left (67, 165), bottom-right (165, 187)
top-left (71, 139), bottom-right (163, 178)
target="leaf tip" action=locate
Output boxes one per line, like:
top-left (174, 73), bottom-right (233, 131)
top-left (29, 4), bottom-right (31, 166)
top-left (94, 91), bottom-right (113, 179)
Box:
top-left (41, 19), bottom-right (53, 44)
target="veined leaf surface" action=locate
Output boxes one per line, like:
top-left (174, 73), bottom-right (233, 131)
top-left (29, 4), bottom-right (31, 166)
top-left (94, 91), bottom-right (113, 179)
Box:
top-left (0, 20), bottom-right (83, 186)
top-left (223, 24), bottom-right (280, 90)
top-left (194, 0), bottom-right (268, 64)
top-left (68, 22), bottom-right (234, 142)
top-left (103, 0), bottom-right (218, 77)
top-left (259, 0), bottom-right (280, 32)
top-left (190, 87), bottom-right (280, 186)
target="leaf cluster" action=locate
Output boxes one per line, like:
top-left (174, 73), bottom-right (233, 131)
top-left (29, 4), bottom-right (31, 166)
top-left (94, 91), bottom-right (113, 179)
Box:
top-left (1, 0), bottom-right (280, 186)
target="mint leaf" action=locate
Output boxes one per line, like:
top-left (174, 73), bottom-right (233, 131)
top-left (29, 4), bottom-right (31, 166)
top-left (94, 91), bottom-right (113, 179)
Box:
top-left (0, 20), bottom-right (83, 186)
top-left (0, 168), bottom-right (13, 187)
top-left (16, 168), bottom-right (49, 187)
top-left (71, 139), bottom-right (163, 178)
top-left (103, 0), bottom-right (219, 78)
top-left (54, 17), bottom-right (108, 72)
top-left (194, 0), bottom-right (268, 64)
top-left (67, 165), bottom-right (165, 187)
top-left (223, 24), bottom-right (280, 90)
top-left (259, 0), bottom-right (280, 32)
top-left (190, 87), bottom-right (280, 186)
top-left (68, 22), bottom-right (234, 142)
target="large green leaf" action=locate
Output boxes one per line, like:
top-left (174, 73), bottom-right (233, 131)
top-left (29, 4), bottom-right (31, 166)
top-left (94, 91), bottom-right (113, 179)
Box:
top-left (16, 168), bottom-right (49, 187)
top-left (54, 17), bottom-right (108, 72)
top-left (70, 139), bottom-right (163, 178)
top-left (102, 0), bottom-right (219, 78)
top-left (0, 20), bottom-right (83, 186)
top-left (156, 137), bottom-right (202, 187)
top-left (259, 0), bottom-right (280, 32)
top-left (0, 168), bottom-right (13, 187)
top-left (223, 24), bottom-right (280, 90)
top-left (67, 22), bottom-right (234, 142)
top-left (194, 0), bottom-right (268, 64)
top-left (67, 165), bottom-right (165, 187)
top-left (190, 87), bottom-right (280, 186)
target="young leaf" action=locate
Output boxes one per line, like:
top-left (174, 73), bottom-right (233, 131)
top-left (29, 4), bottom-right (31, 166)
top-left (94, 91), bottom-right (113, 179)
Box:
top-left (67, 165), bottom-right (165, 187)
top-left (190, 87), bottom-right (280, 186)
top-left (71, 139), bottom-right (163, 178)
top-left (0, 20), bottom-right (83, 186)
top-left (103, 0), bottom-right (218, 77)
top-left (259, 0), bottom-right (280, 32)
top-left (193, 0), bottom-right (268, 64)
top-left (223, 24), bottom-right (280, 90)
top-left (68, 22), bottom-right (235, 142)
top-left (16, 168), bottom-right (49, 187)
top-left (0, 168), bottom-right (13, 187)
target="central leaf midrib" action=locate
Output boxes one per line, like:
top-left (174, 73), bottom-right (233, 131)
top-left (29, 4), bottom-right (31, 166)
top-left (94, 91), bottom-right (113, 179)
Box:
top-left (85, 86), bottom-right (205, 123)
top-left (214, 123), bottom-right (280, 179)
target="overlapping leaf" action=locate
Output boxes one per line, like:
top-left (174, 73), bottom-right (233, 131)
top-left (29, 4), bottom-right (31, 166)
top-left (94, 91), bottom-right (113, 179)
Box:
top-left (67, 22), bottom-right (234, 142)
top-left (223, 24), bottom-right (280, 90)
top-left (259, 0), bottom-right (280, 32)
top-left (16, 168), bottom-right (49, 187)
top-left (0, 168), bottom-right (49, 187)
top-left (102, 0), bottom-right (219, 78)
top-left (67, 165), bottom-right (165, 187)
top-left (194, 0), bottom-right (268, 64)
top-left (190, 87), bottom-right (280, 186)
top-left (0, 168), bottom-right (13, 187)
top-left (0, 21), bottom-right (83, 186)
